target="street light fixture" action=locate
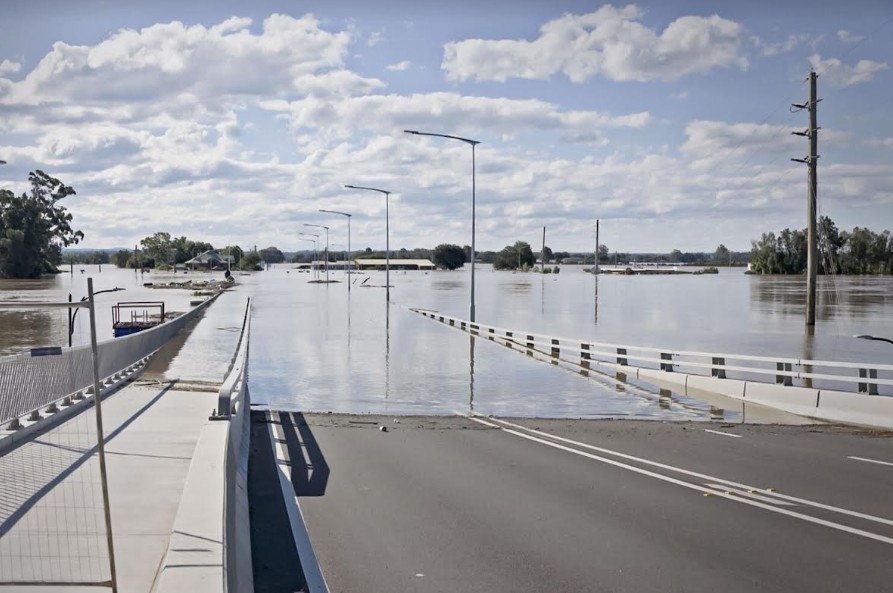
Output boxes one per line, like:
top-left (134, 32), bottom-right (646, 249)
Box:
top-left (344, 185), bottom-right (392, 303)
top-left (303, 224), bottom-right (330, 283)
top-left (298, 232), bottom-right (320, 280)
top-left (855, 334), bottom-right (893, 346)
top-left (404, 129), bottom-right (480, 322)
top-left (69, 287), bottom-right (125, 347)
top-left (319, 208), bottom-right (353, 293)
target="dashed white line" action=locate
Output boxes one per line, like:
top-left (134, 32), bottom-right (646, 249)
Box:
top-left (848, 456), bottom-right (893, 468)
top-left (704, 429), bottom-right (742, 438)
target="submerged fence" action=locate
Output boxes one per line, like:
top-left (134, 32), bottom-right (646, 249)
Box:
top-left (412, 309), bottom-right (893, 397)
top-left (0, 292), bottom-right (220, 428)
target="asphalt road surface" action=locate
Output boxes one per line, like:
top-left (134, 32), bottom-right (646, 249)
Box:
top-left (250, 412), bottom-right (893, 593)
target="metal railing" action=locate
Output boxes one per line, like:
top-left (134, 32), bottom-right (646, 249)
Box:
top-left (0, 292), bottom-right (221, 428)
top-left (214, 298), bottom-right (253, 593)
top-left (412, 309), bottom-right (893, 396)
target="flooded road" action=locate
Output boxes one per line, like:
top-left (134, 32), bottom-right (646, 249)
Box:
top-left (2, 265), bottom-right (892, 418)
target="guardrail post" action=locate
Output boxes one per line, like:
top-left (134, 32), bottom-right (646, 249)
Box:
top-left (581, 343), bottom-right (590, 369)
top-left (660, 352), bottom-right (673, 372)
top-left (551, 339), bottom-right (560, 358)
top-left (617, 347), bottom-right (628, 366)
top-left (527, 335), bottom-right (534, 349)
top-left (488, 328), bottom-right (495, 340)
top-left (858, 368), bottom-right (879, 395)
top-left (711, 357), bottom-right (726, 378)
top-left (776, 362), bottom-right (793, 386)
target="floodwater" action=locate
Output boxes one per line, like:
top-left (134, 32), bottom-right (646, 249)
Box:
top-left (2, 265), bottom-right (892, 419)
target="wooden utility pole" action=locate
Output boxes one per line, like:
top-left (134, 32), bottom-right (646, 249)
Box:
top-left (792, 71), bottom-right (819, 327)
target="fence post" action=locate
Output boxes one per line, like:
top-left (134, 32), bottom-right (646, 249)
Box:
top-left (617, 347), bottom-right (628, 366)
top-left (711, 357), bottom-right (726, 378)
top-left (660, 352), bottom-right (673, 372)
top-left (551, 339), bottom-right (560, 358)
top-left (581, 343), bottom-right (590, 369)
top-left (776, 362), bottom-right (793, 386)
top-left (858, 368), bottom-right (879, 395)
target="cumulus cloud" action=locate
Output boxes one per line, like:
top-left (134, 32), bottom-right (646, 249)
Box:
top-left (262, 91), bottom-right (650, 144)
top-left (837, 30), bottom-right (864, 44)
top-left (809, 54), bottom-right (888, 87)
top-left (2, 14), bottom-right (354, 106)
top-left (386, 60), bottom-right (412, 72)
top-left (0, 59), bottom-right (21, 74)
top-left (442, 4), bottom-right (747, 83)
top-left (751, 33), bottom-right (816, 57)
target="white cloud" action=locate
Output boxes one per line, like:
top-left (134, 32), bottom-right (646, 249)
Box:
top-left (670, 90), bottom-right (689, 100)
top-left (368, 31), bottom-right (383, 47)
top-left (752, 33), bottom-right (816, 57)
top-left (2, 14), bottom-right (354, 107)
top-left (442, 4), bottom-right (747, 83)
top-left (386, 60), bottom-right (412, 72)
top-left (809, 54), bottom-right (888, 87)
top-left (262, 92), bottom-right (650, 145)
top-left (0, 59), bottom-right (21, 74)
top-left (837, 30), bottom-right (864, 44)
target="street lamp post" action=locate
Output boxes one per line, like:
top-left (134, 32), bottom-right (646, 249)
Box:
top-left (304, 224), bottom-right (330, 283)
top-left (69, 287), bottom-right (125, 347)
top-left (344, 185), bottom-right (392, 303)
top-left (404, 130), bottom-right (480, 322)
top-left (319, 208), bottom-right (353, 293)
top-left (298, 233), bottom-right (320, 280)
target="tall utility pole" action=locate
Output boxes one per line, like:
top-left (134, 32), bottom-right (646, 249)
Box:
top-left (541, 227), bottom-right (546, 272)
top-left (792, 71), bottom-right (820, 327)
top-left (594, 219), bottom-right (599, 275)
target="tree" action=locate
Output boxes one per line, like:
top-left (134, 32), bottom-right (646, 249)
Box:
top-left (541, 245), bottom-right (554, 263)
top-left (259, 246), bottom-right (285, 264)
top-left (493, 241), bottom-right (536, 271)
top-left (0, 170), bottom-right (83, 279)
top-left (239, 251), bottom-right (262, 271)
top-left (714, 244), bottom-right (730, 265)
top-left (140, 232), bottom-right (174, 268)
top-left (433, 244), bottom-right (466, 270)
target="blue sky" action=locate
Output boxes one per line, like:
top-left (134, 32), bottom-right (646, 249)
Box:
top-left (1, 0), bottom-right (892, 253)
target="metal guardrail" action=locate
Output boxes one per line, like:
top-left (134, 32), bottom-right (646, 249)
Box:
top-left (412, 309), bottom-right (893, 396)
top-left (213, 298), bottom-right (253, 593)
top-left (216, 297), bottom-right (251, 418)
top-left (0, 292), bottom-right (222, 428)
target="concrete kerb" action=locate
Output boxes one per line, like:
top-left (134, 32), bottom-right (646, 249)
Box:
top-left (622, 365), bottom-right (893, 431)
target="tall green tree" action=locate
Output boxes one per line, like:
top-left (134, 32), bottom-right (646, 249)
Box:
top-left (259, 246), bottom-right (285, 263)
top-left (433, 244), bottom-right (466, 270)
top-left (493, 241), bottom-right (536, 270)
top-left (0, 170), bottom-right (83, 279)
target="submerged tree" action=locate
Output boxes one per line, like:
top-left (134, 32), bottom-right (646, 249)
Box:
top-left (0, 171), bottom-right (83, 279)
top-left (433, 243), bottom-right (466, 270)
top-left (493, 241), bottom-right (536, 270)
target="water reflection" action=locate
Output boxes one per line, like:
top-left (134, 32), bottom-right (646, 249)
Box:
top-left (469, 335), bottom-right (475, 411)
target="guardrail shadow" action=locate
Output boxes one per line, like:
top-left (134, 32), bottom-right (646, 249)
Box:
top-left (279, 412), bottom-right (329, 497)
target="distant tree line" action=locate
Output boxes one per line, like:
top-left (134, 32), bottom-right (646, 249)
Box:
top-left (750, 217), bottom-right (893, 275)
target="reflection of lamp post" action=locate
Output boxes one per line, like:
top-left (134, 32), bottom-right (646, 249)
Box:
top-left (303, 224), bottom-right (329, 282)
top-left (319, 208), bottom-right (353, 293)
top-left (344, 185), bottom-right (392, 303)
top-left (298, 233), bottom-right (320, 280)
top-left (69, 287), bottom-right (125, 347)
top-left (855, 334), bottom-right (893, 346)
top-left (404, 130), bottom-right (479, 321)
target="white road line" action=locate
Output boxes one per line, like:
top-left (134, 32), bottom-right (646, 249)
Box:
top-left (848, 456), bottom-right (893, 468)
top-left (467, 415), bottom-right (893, 541)
top-left (269, 412), bottom-right (331, 593)
top-left (485, 416), bottom-right (893, 528)
top-left (704, 429), bottom-right (742, 438)
top-left (703, 484), bottom-right (795, 506)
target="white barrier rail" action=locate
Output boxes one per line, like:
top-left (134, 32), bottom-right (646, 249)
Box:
top-left (412, 309), bottom-right (893, 396)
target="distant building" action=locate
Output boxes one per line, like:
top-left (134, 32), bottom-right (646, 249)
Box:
top-left (184, 250), bottom-right (234, 270)
top-left (354, 258), bottom-right (435, 271)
